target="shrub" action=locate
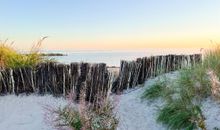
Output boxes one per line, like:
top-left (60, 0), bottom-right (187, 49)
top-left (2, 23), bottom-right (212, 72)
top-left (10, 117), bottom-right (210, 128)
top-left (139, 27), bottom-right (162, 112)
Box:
top-left (55, 106), bottom-right (83, 130)
top-left (50, 88), bottom-right (119, 130)
top-left (0, 37), bottom-right (47, 69)
top-left (177, 66), bottom-right (211, 103)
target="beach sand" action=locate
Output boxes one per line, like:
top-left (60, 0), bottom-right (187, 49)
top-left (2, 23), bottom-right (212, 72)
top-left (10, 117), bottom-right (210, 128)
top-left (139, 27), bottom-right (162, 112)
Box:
top-left (0, 72), bottom-right (220, 130)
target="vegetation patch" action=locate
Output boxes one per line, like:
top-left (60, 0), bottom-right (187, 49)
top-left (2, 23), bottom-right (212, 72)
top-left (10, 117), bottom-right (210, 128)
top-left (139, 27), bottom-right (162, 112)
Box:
top-left (141, 79), bottom-right (173, 101)
top-left (47, 89), bottom-right (119, 130)
top-left (0, 37), bottom-right (49, 69)
top-left (142, 46), bottom-right (220, 130)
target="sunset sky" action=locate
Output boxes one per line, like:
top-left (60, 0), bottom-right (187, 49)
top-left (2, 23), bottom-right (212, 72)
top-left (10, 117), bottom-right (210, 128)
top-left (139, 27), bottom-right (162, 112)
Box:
top-left (0, 0), bottom-right (219, 50)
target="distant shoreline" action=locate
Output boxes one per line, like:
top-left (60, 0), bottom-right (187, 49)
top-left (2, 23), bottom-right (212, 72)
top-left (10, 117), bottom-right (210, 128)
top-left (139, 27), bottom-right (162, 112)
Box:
top-left (25, 53), bottom-right (68, 57)
top-left (40, 53), bottom-right (68, 56)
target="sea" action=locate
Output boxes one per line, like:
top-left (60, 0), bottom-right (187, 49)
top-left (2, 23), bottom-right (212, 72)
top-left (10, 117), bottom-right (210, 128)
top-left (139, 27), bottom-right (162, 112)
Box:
top-left (44, 48), bottom-right (202, 67)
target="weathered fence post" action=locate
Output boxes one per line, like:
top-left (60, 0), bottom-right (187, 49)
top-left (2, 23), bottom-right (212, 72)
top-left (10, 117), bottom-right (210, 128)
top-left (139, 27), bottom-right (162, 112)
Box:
top-left (113, 54), bottom-right (202, 93)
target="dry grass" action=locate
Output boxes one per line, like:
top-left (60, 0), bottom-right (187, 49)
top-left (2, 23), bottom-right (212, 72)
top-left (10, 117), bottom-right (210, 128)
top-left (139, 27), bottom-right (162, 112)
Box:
top-left (0, 37), bottom-right (47, 69)
top-left (48, 85), bottom-right (118, 130)
top-left (207, 69), bottom-right (220, 100)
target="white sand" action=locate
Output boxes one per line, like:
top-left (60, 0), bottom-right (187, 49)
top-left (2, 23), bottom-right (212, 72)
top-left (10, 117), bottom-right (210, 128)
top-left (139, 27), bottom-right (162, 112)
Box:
top-left (116, 88), bottom-right (166, 130)
top-left (202, 98), bottom-right (220, 129)
top-left (0, 95), bottom-right (68, 130)
top-left (115, 71), bottom-right (180, 130)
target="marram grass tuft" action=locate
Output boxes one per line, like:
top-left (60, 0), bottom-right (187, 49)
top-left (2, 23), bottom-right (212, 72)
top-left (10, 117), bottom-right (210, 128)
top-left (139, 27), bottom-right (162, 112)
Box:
top-left (0, 37), bottom-right (48, 69)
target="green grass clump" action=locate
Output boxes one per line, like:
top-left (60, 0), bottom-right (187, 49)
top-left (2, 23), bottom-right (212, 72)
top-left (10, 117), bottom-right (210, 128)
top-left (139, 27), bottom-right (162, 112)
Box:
top-left (141, 79), bottom-right (173, 100)
top-left (141, 81), bottom-right (165, 100)
top-left (154, 67), bottom-right (209, 130)
top-left (203, 45), bottom-right (220, 77)
top-left (54, 101), bottom-right (118, 130)
top-left (53, 88), bottom-right (118, 130)
top-left (0, 38), bottom-right (47, 69)
top-left (56, 106), bottom-right (82, 130)
top-left (177, 66), bottom-right (211, 103)
top-left (157, 103), bottom-right (195, 130)
top-left (157, 100), bottom-right (205, 130)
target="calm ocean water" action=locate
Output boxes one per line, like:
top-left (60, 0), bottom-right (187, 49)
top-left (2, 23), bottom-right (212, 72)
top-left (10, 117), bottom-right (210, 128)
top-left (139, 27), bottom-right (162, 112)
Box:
top-left (45, 48), bottom-right (201, 67)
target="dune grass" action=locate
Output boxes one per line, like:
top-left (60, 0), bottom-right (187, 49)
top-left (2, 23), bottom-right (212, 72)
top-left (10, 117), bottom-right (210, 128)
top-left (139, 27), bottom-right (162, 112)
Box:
top-left (155, 64), bottom-right (211, 129)
top-left (142, 46), bottom-right (220, 130)
top-left (0, 37), bottom-right (48, 69)
top-left (141, 78), bottom-right (173, 101)
top-left (51, 88), bottom-right (118, 130)
top-left (141, 80), bottom-right (165, 100)
top-left (157, 100), bottom-right (205, 130)
top-left (145, 67), bottom-right (209, 130)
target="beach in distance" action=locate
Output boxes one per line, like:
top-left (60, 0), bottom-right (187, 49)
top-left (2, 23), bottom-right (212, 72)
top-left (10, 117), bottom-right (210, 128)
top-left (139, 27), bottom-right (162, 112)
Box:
top-left (47, 48), bottom-right (201, 66)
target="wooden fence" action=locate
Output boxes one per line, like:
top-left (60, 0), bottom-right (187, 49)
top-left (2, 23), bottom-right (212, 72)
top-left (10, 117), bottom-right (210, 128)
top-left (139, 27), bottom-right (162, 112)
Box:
top-left (112, 54), bottom-right (202, 92)
top-left (0, 54), bottom-right (202, 102)
top-left (0, 62), bottom-right (114, 104)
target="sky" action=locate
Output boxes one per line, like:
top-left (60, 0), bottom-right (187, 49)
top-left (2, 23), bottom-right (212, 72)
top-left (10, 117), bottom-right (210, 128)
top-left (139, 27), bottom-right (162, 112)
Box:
top-left (0, 0), bottom-right (220, 51)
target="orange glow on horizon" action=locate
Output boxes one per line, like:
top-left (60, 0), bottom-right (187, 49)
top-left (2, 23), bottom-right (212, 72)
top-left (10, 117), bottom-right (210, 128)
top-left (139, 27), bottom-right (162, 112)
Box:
top-left (7, 34), bottom-right (219, 51)
top-left (38, 37), bottom-right (216, 51)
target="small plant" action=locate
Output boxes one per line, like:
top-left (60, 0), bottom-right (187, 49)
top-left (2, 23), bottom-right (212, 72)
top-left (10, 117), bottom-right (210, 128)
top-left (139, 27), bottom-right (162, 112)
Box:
top-left (141, 80), bottom-right (165, 100)
top-left (178, 66), bottom-right (210, 99)
top-left (207, 69), bottom-right (220, 100)
top-left (0, 37), bottom-right (48, 69)
top-left (48, 87), bottom-right (119, 130)
top-left (55, 106), bottom-right (83, 130)
top-left (141, 78), bottom-right (173, 101)
top-left (203, 45), bottom-right (220, 78)
top-left (157, 99), bottom-right (206, 130)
